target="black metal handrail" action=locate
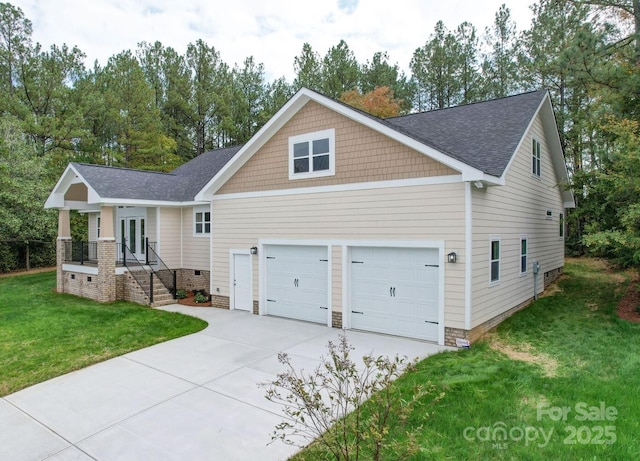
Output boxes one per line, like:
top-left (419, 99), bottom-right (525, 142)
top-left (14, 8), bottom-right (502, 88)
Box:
top-left (121, 242), bottom-right (155, 304)
top-left (145, 239), bottom-right (176, 298)
top-left (63, 241), bottom-right (98, 265)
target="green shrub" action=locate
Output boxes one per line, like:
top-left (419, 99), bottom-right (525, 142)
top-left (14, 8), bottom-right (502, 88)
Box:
top-left (175, 289), bottom-right (187, 299)
top-left (194, 292), bottom-right (208, 303)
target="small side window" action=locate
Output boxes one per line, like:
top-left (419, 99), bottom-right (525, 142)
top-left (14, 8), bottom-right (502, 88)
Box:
top-left (559, 213), bottom-right (564, 238)
top-left (194, 208), bottom-right (211, 235)
top-left (490, 239), bottom-right (500, 283)
top-left (520, 238), bottom-right (528, 275)
top-left (532, 139), bottom-right (541, 177)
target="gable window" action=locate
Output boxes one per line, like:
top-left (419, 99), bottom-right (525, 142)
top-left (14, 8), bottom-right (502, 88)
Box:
top-left (532, 139), bottom-right (541, 177)
top-left (289, 129), bottom-right (335, 179)
top-left (194, 207), bottom-right (211, 236)
top-left (520, 237), bottom-right (528, 275)
top-left (490, 239), bottom-right (500, 283)
top-left (559, 213), bottom-right (564, 238)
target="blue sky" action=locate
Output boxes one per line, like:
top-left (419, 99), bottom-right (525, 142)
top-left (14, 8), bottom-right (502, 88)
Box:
top-left (13, 0), bottom-right (534, 82)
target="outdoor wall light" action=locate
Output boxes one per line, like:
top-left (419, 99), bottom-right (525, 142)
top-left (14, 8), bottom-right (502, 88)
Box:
top-left (250, 246), bottom-right (258, 255)
top-left (447, 252), bottom-right (457, 263)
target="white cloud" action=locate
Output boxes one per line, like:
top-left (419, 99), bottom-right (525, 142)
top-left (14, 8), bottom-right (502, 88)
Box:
top-left (12, 0), bottom-right (534, 81)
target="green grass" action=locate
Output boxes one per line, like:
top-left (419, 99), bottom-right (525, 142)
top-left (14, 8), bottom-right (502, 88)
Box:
top-left (292, 259), bottom-right (640, 460)
top-left (0, 270), bottom-right (207, 396)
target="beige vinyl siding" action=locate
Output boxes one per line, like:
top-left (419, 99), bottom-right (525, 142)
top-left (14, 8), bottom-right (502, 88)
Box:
top-left (218, 101), bottom-right (457, 195)
top-left (146, 207), bottom-right (157, 245)
top-left (471, 113), bottom-right (565, 327)
top-left (181, 206), bottom-right (210, 270)
top-left (88, 213), bottom-right (98, 240)
top-left (212, 182), bottom-right (467, 329)
top-left (158, 208), bottom-right (181, 268)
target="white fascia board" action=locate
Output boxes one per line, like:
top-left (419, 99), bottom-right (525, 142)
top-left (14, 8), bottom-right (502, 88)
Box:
top-left (195, 92), bottom-right (313, 201)
top-left (212, 174), bottom-right (462, 201)
top-left (99, 198), bottom-right (207, 208)
top-left (45, 164), bottom-right (102, 209)
top-left (195, 88), bottom-right (485, 200)
top-left (499, 92), bottom-right (575, 209)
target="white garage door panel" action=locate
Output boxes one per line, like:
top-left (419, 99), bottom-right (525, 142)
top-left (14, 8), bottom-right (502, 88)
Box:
top-left (266, 245), bottom-right (328, 324)
top-left (350, 246), bottom-right (440, 342)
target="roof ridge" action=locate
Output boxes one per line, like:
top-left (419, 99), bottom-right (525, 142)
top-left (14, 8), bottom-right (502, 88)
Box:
top-left (73, 162), bottom-right (176, 176)
top-left (388, 89), bottom-right (547, 121)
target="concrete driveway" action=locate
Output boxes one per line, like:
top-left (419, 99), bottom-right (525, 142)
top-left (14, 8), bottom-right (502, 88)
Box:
top-left (1, 306), bottom-right (449, 461)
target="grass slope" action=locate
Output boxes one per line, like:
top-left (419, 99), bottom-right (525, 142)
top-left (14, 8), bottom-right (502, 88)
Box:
top-left (293, 259), bottom-right (640, 460)
top-left (0, 271), bottom-right (207, 396)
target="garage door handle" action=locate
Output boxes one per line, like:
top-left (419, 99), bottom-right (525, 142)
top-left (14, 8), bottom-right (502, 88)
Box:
top-left (351, 310), bottom-right (364, 314)
top-left (320, 306), bottom-right (328, 310)
top-left (267, 299), bottom-right (276, 302)
top-left (425, 264), bottom-right (439, 268)
top-left (425, 320), bottom-right (439, 324)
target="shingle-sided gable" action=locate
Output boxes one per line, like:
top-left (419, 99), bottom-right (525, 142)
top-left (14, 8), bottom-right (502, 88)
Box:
top-left (216, 101), bottom-right (458, 195)
top-left (385, 90), bottom-right (548, 177)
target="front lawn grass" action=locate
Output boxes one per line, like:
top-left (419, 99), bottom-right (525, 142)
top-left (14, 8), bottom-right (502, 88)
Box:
top-left (0, 270), bottom-right (207, 396)
top-left (292, 258), bottom-right (640, 460)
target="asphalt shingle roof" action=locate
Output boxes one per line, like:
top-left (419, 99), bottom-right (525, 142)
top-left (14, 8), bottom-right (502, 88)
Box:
top-left (384, 90), bottom-right (547, 177)
top-left (72, 90), bottom-right (548, 203)
top-left (72, 145), bottom-right (241, 202)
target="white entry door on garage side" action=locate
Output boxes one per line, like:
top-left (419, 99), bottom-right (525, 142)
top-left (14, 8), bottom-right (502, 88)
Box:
top-left (232, 253), bottom-right (252, 311)
top-left (350, 246), bottom-right (441, 342)
top-left (265, 245), bottom-right (329, 324)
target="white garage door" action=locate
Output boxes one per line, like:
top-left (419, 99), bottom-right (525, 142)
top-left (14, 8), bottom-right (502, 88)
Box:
top-left (265, 245), bottom-right (329, 324)
top-left (350, 246), bottom-right (440, 342)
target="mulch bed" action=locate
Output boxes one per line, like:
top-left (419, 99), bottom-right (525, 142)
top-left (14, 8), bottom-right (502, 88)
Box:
top-left (618, 275), bottom-right (640, 323)
top-left (177, 295), bottom-right (212, 307)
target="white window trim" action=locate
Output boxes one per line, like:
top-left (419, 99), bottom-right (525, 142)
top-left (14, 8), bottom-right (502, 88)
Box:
top-left (490, 237), bottom-right (501, 285)
top-left (532, 138), bottom-right (541, 177)
top-left (520, 236), bottom-right (528, 276)
top-left (288, 128), bottom-right (335, 180)
top-left (193, 205), bottom-right (211, 237)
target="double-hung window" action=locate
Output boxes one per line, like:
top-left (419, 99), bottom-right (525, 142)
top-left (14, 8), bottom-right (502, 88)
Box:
top-left (532, 139), bottom-right (541, 177)
top-left (289, 129), bottom-right (335, 179)
top-left (194, 207), bottom-right (211, 236)
top-left (490, 239), bottom-right (500, 283)
top-left (520, 237), bottom-right (528, 275)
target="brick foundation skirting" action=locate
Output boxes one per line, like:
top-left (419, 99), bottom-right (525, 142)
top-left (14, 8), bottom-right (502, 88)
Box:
top-left (211, 294), bottom-right (230, 309)
top-left (253, 300), bottom-right (259, 315)
top-left (176, 269), bottom-right (211, 294)
top-left (331, 311), bottom-right (342, 328)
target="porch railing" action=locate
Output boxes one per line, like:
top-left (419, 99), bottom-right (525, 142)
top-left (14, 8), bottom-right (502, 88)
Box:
top-left (145, 239), bottom-right (176, 298)
top-left (63, 241), bottom-right (98, 265)
top-left (121, 242), bottom-right (155, 304)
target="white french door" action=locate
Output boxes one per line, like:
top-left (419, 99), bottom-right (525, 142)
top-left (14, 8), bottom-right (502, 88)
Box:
top-left (117, 208), bottom-right (147, 262)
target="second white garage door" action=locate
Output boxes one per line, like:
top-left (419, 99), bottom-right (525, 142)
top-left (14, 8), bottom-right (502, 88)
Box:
top-left (350, 246), bottom-right (441, 342)
top-left (265, 245), bottom-right (329, 324)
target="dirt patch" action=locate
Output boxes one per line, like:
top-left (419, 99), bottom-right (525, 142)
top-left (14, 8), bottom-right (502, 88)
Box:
top-left (487, 335), bottom-right (559, 378)
top-left (0, 267), bottom-right (56, 278)
top-left (617, 273), bottom-right (640, 323)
